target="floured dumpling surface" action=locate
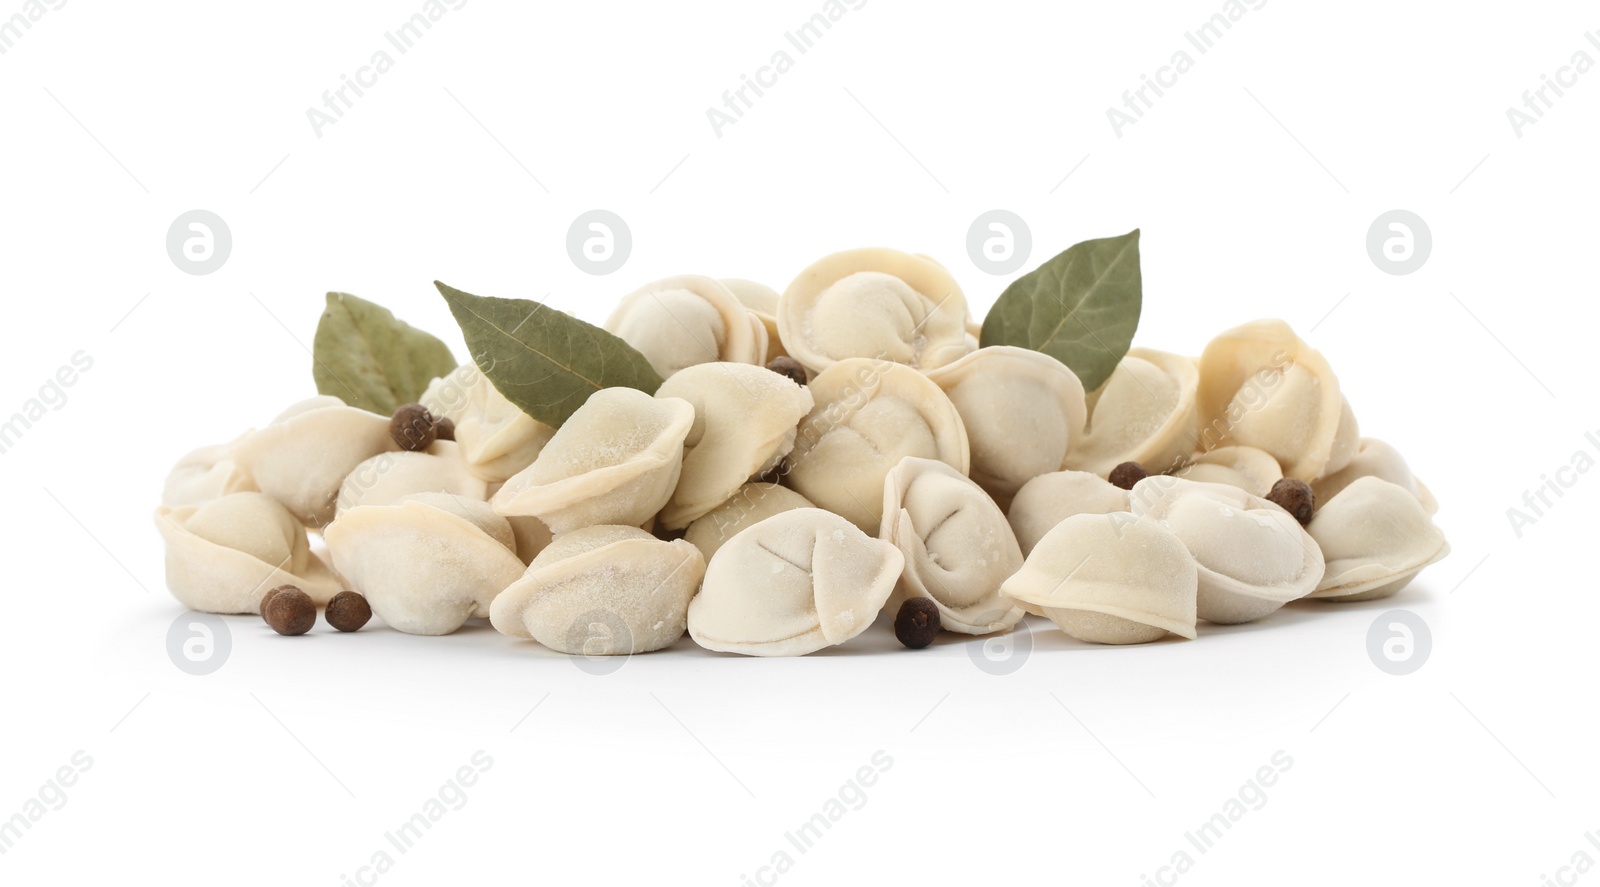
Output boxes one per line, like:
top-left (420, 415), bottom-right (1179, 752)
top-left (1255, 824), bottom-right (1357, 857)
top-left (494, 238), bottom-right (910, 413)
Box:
top-left (1196, 319), bottom-right (1358, 482)
top-left (604, 275), bottom-right (765, 378)
top-left (1131, 477), bottom-right (1323, 624)
top-left (492, 388), bottom-right (694, 534)
top-left (1307, 476), bottom-right (1448, 601)
top-left (325, 492), bottom-right (525, 635)
top-left (654, 362), bottom-right (814, 529)
top-left (778, 248), bottom-right (971, 373)
top-left (421, 362), bottom-right (555, 483)
top-left (155, 492), bottom-right (342, 613)
top-left (1312, 438), bottom-right (1437, 515)
top-left (162, 431), bottom-right (257, 508)
top-left (881, 457), bottom-right (1025, 634)
top-left (1172, 445), bottom-right (1284, 499)
top-left (784, 358), bottom-right (969, 532)
top-left (1007, 470), bottom-right (1132, 556)
top-left (926, 346), bottom-right (1087, 503)
top-left (491, 525), bottom-right (705, 655)
top-left (335, 441), bottom-right (489, 516)
top-left (1001, 512), bottom-right (1198, 645)
top-left (684, 482), bottom-right (814, 564)
top-left (687, 509), bottom-right (903, 656)
top-left (1065, 348), bottom-right (1199, 478)
top-left (233, 396), bottom-right (397, 528)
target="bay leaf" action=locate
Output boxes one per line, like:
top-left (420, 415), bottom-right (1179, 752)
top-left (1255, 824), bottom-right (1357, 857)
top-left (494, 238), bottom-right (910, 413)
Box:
top-left (979, 229), bottom-right (1142, 392)
top-left (436, 281), bottom-right (664, 427)
top-left (313, 292), bottom-right (458, 414)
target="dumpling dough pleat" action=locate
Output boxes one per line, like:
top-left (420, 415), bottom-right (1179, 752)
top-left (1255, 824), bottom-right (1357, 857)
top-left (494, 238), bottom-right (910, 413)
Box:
top-left (604, 275), bottom-right (765, 378)
top-left (778, 248), bottom-right (971, 374)
top-left (490, 526), bottom-right (705, 655)
top-left (421, 363), bottom-right (555, 483)
top-left (784, 358), bottom-right (969, 532)
top-left (684, 483), bottom-right (814, 563)
top-left (155, 492), bottom-right (342, 614)
top-left (1065, 348), bottom-right (1199, 478)
top-left (688, 508), bottom-right (903, 656)
top-left (162, 431), bottom-right (258, 508)
top-left (654, 362), bottom-right (814, 529)
top-left (881, 457), bottom-right (1025, 634)
top-left (233, 396), bottom-right (398, 528)
top-left (721, 278), bottom-right (789, 363)
top-left (1307, 477), bottom-right (1448, 601)
top-left (925, 346), bottom-right (1087, 503)
top-left (1130, 477), bottom-right (1324, 624)
top-left (1196, 319), bottom-right (1358, 482)
top-left (1172, 445), bottom-right (1283, 498)
top-left (1006, 470), bottom-right (1131, 557)
top-left (335, 441), bottom-right (490, 516)
top-left (1312, 438), bottom-right (1437, 515)
top-left (1000, 513), bottom-right (1198, 645)
top-left (324, 492), bottom-right (525, 635)
top-left (491, 388), bottom-right (694, 534)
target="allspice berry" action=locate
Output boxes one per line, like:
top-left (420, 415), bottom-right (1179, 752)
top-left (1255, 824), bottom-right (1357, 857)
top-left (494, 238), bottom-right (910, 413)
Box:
top-left (765, 356), bottom-right (807, 387)
top-left (263, 586), bottom-right (317, 636)
top-left (434, 416), bottom-right (456, 441)
top-left (325, 590), bottom-right (372, 632)
top-left (894, 598), bottom-right (941, 649)
top-left (1267, 478), bottom-right (1315, 526)
top-left (389, 403), bottom-right (437, 451)
top-left (1109, 461), bottom-right (1148, 491)
top-left (259, 584), bottom-right (296, 617)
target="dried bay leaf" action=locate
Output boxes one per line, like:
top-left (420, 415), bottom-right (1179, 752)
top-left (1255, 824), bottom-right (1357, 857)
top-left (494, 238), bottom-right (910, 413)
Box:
top-left (979, 229), bottom-right (1142, 392)
top-left (312, 292), bottom-right (457, 414)
top-left (436, 281), bottom-right (664, 428)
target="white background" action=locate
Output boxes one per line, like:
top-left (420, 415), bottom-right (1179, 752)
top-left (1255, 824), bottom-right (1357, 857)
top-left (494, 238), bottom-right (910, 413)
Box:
top-left (0, 1), bottom-right (1593, 884)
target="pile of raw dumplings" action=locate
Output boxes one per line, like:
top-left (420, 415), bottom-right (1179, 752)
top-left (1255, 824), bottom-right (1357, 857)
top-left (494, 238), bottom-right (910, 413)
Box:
top-left (156, 247), bottom-right (1448, 655)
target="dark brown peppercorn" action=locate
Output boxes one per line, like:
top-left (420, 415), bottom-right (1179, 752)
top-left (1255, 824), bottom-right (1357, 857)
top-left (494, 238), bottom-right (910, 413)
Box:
top-left (1108, 461), bottom-right (1148, 491)
top-left (259, 584), bottom-right (296, 617)
top-left (765, 356), bottom-right (807, 387)
top-left (433, 416), bottom-right (456, 441)
top-left (390, 403), bottom-right (437, 451)
top-left (324, 590), bottom-right (372, 632)
top-left (1267, 478), bottom-right (1315, 526)
top-left (894, 598), bottom-right (941, 649)
top-left (263, 586), bottom-right (317, 636)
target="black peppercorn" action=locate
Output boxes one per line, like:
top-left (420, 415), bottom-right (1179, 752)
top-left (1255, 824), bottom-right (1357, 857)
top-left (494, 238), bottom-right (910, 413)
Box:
top-left (325, 590), bottom-right (372, 632)
top-left (263, 586), bottom-right (317, 636)
top-left (765, 356), bottom-right (807, 387)
top-left (260, 584), bottom-right (296, 618)
top-left (894, 598), bottom-right (941, 649)
top-left (390, 403), bottom-right (437, 451)
top-left (1108, 461), bottom-right (1148, 491)
top-left (1266, 478), bottom-right (1315, 526)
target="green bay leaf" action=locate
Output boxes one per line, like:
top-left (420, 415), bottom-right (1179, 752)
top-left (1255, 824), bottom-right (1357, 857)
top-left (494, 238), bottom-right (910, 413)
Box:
top-left (979, 229), bottom-right (1142, 392)
top-left (436, 281), bottom-right (664, 428)
top-left (312, 292), bottom-right (458, 414)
